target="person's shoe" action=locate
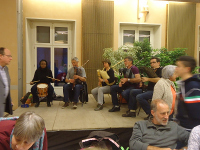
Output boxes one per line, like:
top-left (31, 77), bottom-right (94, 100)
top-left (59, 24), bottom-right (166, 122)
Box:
top-left (126, 109), bottom-right (130, 114)
top-left (73, 102), bottom-right (77, 109)
top-left (122, 112), bottom-right (136, 117)
top-left (108, 106), bottom-right (120, 112)
top-left (47, 102), bottom-right (51, 107)
top-left (94, 104), bottom-right (103, 111)
top-left (144, 114), bottom-right (151, 120)
top-left (35, 102), bottom-right (40, 108)
top-left (62, 102), bottom-right (69, 109)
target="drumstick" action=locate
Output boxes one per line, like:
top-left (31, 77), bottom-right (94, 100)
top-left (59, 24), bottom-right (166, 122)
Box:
top-left (26, 80), bottom-right (40, 84)
top-left (46, 76), bottom-right (60, 81)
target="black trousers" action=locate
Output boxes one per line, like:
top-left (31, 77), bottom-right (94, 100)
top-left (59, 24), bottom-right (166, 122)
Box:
top-left (31, 83), bottom-right (54, 103)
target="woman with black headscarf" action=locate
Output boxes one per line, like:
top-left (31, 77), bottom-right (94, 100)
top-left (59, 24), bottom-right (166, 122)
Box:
top-left (30, 59), bottom-right (55, 107)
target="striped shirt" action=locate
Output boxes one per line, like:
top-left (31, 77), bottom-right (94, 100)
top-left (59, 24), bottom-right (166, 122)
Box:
top-left (0, 65), bottom-right (9, 98)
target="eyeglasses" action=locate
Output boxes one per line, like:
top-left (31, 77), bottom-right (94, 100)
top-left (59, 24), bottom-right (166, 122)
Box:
top-left (150, 62), bottom-right (157, 64)
top-left (4, 55), bottom-right (12, 58)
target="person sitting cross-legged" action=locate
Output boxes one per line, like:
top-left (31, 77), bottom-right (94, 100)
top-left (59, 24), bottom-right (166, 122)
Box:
top-left (129, 99), bottom-right (190, 150)
top-left (108, 56), bottom-right (141, 112)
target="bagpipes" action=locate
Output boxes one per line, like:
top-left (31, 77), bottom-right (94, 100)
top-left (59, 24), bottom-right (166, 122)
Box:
top-left (97, 60), bottom-right (124, 86)
top-left (73, 60), bottom-right (89, 85)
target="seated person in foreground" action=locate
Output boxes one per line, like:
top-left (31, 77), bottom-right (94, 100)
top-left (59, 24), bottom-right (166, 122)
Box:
top-left (129, 99), bottom-right (190, 150)
top-left (62, 57), bottom-right (86, 109)
top-left (188, 125), bottom-right (200, 150)
top-left (152, 65), bottom-right (177, 120)
top-left (109, 56), bottom-right (141, 112)
top-left (123, 57), bottom-right (162, 118)
top-left (30, 59), bottom-right (55, 107)
top-left (0, 111), bottom-right (47, 150)
top-left (91, 59), bottom-right (115, 111)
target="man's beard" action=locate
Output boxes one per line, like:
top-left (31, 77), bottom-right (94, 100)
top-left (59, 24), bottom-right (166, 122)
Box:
top-left (155, 114), bottom-right (168, 126)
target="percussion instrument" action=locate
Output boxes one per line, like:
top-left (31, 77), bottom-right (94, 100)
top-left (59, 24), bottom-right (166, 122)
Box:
top-left (37, 83), bottom-right (48, 98)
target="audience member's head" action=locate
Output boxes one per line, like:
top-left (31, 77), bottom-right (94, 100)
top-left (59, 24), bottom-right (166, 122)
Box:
top-left (162, 65), bottom-right (177, 81)
top-left (12, 111), bottom-right (45, 150)
top-left (151, 99), bottom-right (170, 126)
top-left (176, 56), bottom-right (196, 78)
top-left (0, 47), bottom-right (12, 67)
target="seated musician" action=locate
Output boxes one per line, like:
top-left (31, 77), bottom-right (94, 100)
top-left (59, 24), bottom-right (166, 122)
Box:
top-left (122, 57), bottom-right (162, 118)
top-left (30, 59), bottom-right (55, 107)
top-left (129, 99), bottom-right (190, 150)
top-left (0, 111), bottom-right (48, 150)
top-left (108, 56), bottom-right (141, 112)
top-left (91, 59), bottom-right (115, 111)
top-left (62, 57), bottom-right (86, 109)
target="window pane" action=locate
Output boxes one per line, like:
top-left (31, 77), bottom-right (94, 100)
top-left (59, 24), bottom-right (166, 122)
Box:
top-left (37, 26), bottom-right (50, 43)
top-left (55, 27), bottom-right (68, 44)
top-left (37, 47), bottom-right (51, 69)
top-left (123, 30), bottom-right (135, 46)
top-left (139, 30), bottom-right (150, 42)
top-left (54, 48), bottom-right (68, 86)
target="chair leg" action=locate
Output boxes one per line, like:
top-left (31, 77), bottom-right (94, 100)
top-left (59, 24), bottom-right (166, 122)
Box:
top-left (137, 106), bottom-right (141, 116)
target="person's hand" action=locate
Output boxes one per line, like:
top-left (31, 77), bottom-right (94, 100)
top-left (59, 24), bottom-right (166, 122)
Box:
top-left (99, 78), bottom-right (103, 82)
top-left (98, 81), bottom-right (101, 86)
top-left (30, 82), bottom-right (34, 85)
top-left (11, 101), bottom-right (14, 107)
top-left (73, 75), bottom-right (79, 79)
top-left (119, 82), bottom-right (122, 87)
top-left (69, 79), bottom-right (75, 83)
top-left (120, 78), bottom-right (128, 84)
top-left (139, 82), bottom-right (143, 87)
top-left (52, 78), bottom-right (55, 82)
top-left (141, 77), bottom-right (149, 82)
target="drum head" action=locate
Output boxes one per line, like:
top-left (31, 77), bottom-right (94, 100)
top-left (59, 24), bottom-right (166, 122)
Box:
top-left (37, 83), bottom-right (48, 88)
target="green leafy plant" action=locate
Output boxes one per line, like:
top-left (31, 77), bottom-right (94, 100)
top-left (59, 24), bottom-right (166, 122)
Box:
top-left (103, 38), bottom-right (188, 74)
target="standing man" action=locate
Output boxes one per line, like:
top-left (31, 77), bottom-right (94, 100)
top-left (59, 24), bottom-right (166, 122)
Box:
top-left (62, 57), bottom-right (86, 109)
top-left (108, 56), bottom-right (141, 112)
top-left (122, 57), bottom-right (162, 118)
top-left (0, 47), bottom-right (13, 117)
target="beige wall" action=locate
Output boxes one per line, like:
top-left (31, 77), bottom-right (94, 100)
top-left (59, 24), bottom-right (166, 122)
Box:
top-left (0, 0), bottom-right (18, 110)
top-left (114, 0), bottom-right (167, 50)
top-left (23, 0), bottom-right (82, 94)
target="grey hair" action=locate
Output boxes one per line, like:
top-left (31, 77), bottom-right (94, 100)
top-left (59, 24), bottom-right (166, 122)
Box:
top-left (162, 65), bottom-right (176, 79)
top-left (71, 57), bottom-right (79, 62)
top-left (151, 99), bottom-right (169, 112)
top-left (13, 111), bottom-right (45, 143)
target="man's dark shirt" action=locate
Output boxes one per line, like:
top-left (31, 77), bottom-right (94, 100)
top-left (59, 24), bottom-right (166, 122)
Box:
top-left (147, 67), bottom-right (162, 91)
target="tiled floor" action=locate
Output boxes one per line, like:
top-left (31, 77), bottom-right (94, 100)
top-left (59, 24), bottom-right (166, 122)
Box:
top-left (10, 94), bottom-right (145, 131)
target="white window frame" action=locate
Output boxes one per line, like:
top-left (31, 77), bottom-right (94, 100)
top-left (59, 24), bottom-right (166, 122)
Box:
top-left (120, 26), bottom-right (154, 47)
top-left (26, 18), bottom-right (75, 95)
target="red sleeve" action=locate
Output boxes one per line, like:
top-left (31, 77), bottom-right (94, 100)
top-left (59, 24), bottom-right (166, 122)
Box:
top-left (0, 120), bottom-right (16, 149)
top-left (42, 128), bottom-right (48, 150)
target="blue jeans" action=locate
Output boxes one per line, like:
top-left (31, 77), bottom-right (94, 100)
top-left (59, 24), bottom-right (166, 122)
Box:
top-left (136, 90), bottom-right (153, 115)
top-left (129, 89), bottom-right (142, 110)
top-left (110, 85), bottom-right (133, 106)
top-left (63, 83), bottom-right (83, 103)
top-left (31, 83), bottom-right (54, 103)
